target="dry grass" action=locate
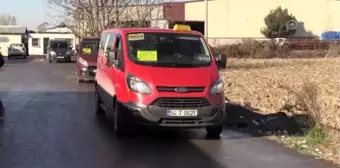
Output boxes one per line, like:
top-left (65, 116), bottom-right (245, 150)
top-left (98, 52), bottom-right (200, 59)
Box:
top-left (221, 57), bottom-right (340, 164)
top-left (222, 58), bottom-right (340, 129)
top-left (212, 39), bottom-right (336, 59)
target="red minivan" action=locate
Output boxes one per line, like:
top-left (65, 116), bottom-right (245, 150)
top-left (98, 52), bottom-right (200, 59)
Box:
top-left (76, 37), bottom-right (100, 83)
top-left (95, 25), bottom-right (227, 137)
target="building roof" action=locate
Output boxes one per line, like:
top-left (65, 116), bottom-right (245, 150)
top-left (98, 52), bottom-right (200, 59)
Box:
top-left (0, 26), bottom-right (27, 34)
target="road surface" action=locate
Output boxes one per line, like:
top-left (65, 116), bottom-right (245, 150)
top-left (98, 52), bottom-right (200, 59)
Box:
top-left (0, 58), bottom-right (336, 168)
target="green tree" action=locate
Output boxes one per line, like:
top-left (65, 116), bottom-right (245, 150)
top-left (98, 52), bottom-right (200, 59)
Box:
top-left (261, 6), bottom-right (297, 38)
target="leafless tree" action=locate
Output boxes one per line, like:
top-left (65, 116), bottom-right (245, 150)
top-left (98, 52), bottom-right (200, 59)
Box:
top-left (45, 0), bottom-right (167, 38)
top-left (0, 13), bottom-right (17, 25)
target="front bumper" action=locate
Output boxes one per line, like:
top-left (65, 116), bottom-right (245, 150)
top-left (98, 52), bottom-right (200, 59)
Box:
top-left (77, 66), bottom-right (97, 79)
top-left (121, 101), bottom-right (226, 128)
top-left (49, 54), bottom-right (70, 61)
top-left (8, 52), bottom-right (25, 56)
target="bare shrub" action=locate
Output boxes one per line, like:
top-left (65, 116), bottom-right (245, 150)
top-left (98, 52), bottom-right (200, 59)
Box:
top-left (212, 39), bottom-right (290, 58)
top-left (279, 80), bottom-right (322, 124)
top-left (326, 44), bottom-right (340, 58)
top-left (212, 39), bottom-right (340, 59)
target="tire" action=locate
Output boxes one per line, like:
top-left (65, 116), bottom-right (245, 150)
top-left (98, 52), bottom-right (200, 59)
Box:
top-left (206, 124), bottom-right (223, 137)
top-left (49, 60), bottom-right (52, 63)
top-left (77, 78), bottom-right (84, 83)
top-left (23, 55), bottom-right (27, 59)
top-left (113, 100), bottom-right (129, 137)
top-left (95, 85), bottom-right (105, 115)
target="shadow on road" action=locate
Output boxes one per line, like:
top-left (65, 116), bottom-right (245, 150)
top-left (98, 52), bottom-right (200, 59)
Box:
top-left (2, 57), bottom-right (35, 64)
top-left (0, 91), bottom-right (225, 168)
top-left (224, 98), bottom-right (312, 137)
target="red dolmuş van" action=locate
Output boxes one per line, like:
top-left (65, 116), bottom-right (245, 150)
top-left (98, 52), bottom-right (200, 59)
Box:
top-left (95, 25), bottom-right (227, 137)
top-left (76, 37), bottom-right (100, 83)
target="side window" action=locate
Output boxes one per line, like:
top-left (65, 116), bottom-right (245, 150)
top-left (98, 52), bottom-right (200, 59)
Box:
top-left (106, 33), bottom-right (115, 52)
top-left (116, 34), bottom-right (124, 71)
top-left (99, 32), bottom-right (108, 52)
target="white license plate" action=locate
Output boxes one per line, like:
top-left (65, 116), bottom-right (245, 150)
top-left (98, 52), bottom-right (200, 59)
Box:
top-left (57, 56), bottom-right (64, 59)
top-left (167, 109), bottom-right (198, 117)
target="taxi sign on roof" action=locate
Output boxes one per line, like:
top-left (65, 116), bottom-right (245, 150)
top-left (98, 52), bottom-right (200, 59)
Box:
top-left (173, 24), bottom-right (191, 32)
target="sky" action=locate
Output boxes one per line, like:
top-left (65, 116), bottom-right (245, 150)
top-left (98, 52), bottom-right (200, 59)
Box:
top-left (0, 0), bottom-right (54, 30)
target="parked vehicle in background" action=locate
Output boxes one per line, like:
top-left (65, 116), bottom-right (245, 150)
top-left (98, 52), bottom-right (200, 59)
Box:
top-left (47, 39), bottom-right (72, 63)
top-left (76, 37), bottom-right (100, 83)
top-left (8, 43), bottom-right (26, 59)
top-left (95, 24), bottom-right (227, 137)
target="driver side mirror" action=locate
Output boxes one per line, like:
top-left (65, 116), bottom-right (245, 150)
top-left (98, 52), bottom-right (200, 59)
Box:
top-left (216, 54), bottom-right (227, 70)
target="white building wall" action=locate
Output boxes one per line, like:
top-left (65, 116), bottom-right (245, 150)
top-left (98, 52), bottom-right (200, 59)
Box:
top-left (28, 33), bottom-right (76, 55)
top-left (0, 34), bottom-right (22, 56)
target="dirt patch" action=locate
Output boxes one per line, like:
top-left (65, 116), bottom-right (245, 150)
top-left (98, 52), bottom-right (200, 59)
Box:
top-left (222, 58), bottom-right (340, 165)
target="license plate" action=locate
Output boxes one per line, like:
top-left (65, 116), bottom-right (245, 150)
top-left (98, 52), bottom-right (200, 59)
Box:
top-left (57, 56), bottom-right (64, 59)
top-left (167, 109), bottom-right (198, 117)
top-left (93, 69), bottom-right (97, 73)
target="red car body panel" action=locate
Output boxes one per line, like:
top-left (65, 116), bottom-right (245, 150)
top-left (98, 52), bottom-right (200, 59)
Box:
top-left (96, 28), bottom-right (223, 105)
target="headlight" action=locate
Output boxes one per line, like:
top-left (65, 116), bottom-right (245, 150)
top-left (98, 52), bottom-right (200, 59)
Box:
top-left (50, 51), bottom-right (56, 56)
top-left (210, 78), bottom-right (224, 95)
top-left (78, 57), bottom-right (88, 66)
top-left (127, 74), bottom-right (152, 95)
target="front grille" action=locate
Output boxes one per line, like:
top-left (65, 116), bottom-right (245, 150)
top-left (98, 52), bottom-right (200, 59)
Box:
top-left (160, 118), bottom-right (204, 125)
top-left (87, 66), bottom-right (96, 71)
top-left (157, 86), bottom-right (205, 93)
top-left (152, 98), bottom-right (211, 108)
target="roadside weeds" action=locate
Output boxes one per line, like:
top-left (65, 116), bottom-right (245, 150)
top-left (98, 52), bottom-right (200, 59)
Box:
top-left (222, 58), bottom-right (340, 165)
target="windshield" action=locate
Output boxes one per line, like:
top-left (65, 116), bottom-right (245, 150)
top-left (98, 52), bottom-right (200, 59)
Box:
top-left (10, 44), bottom-right (24, 48)
top-left (80, 41), bottom-right (100, 56)
top-left (50, 42), bottom-right (68, 49)
top-left (126, 33), bottom-right (212, 67)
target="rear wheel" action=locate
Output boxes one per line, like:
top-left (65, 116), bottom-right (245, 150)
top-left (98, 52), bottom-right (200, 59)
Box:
top-left (206, 124), bottom-right (223, 137)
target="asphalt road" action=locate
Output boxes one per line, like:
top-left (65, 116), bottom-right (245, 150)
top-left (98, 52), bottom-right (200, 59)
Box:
top-left (0, 58), bottom-right (337, 168)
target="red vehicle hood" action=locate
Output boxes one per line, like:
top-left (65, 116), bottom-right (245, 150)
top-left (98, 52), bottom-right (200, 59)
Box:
top-left (129, 65), bottom-right (219, 87)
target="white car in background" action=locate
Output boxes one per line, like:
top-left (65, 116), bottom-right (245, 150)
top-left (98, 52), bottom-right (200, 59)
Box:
top-left (8, 43), bottom-right (27, 59)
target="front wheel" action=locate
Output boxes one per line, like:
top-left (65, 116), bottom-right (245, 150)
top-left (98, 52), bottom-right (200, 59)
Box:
top-left (113, 100), bottom-right (130, 137)
top-left (77, 77), bottom-right (84, 83)
top-left (206, 124), bottom-right (223, 137)
top-left (95, 86), bottom-right (105, 115)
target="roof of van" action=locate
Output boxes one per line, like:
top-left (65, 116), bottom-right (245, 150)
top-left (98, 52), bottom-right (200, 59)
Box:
top-left (102, 28), bottom-right (202, 36)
